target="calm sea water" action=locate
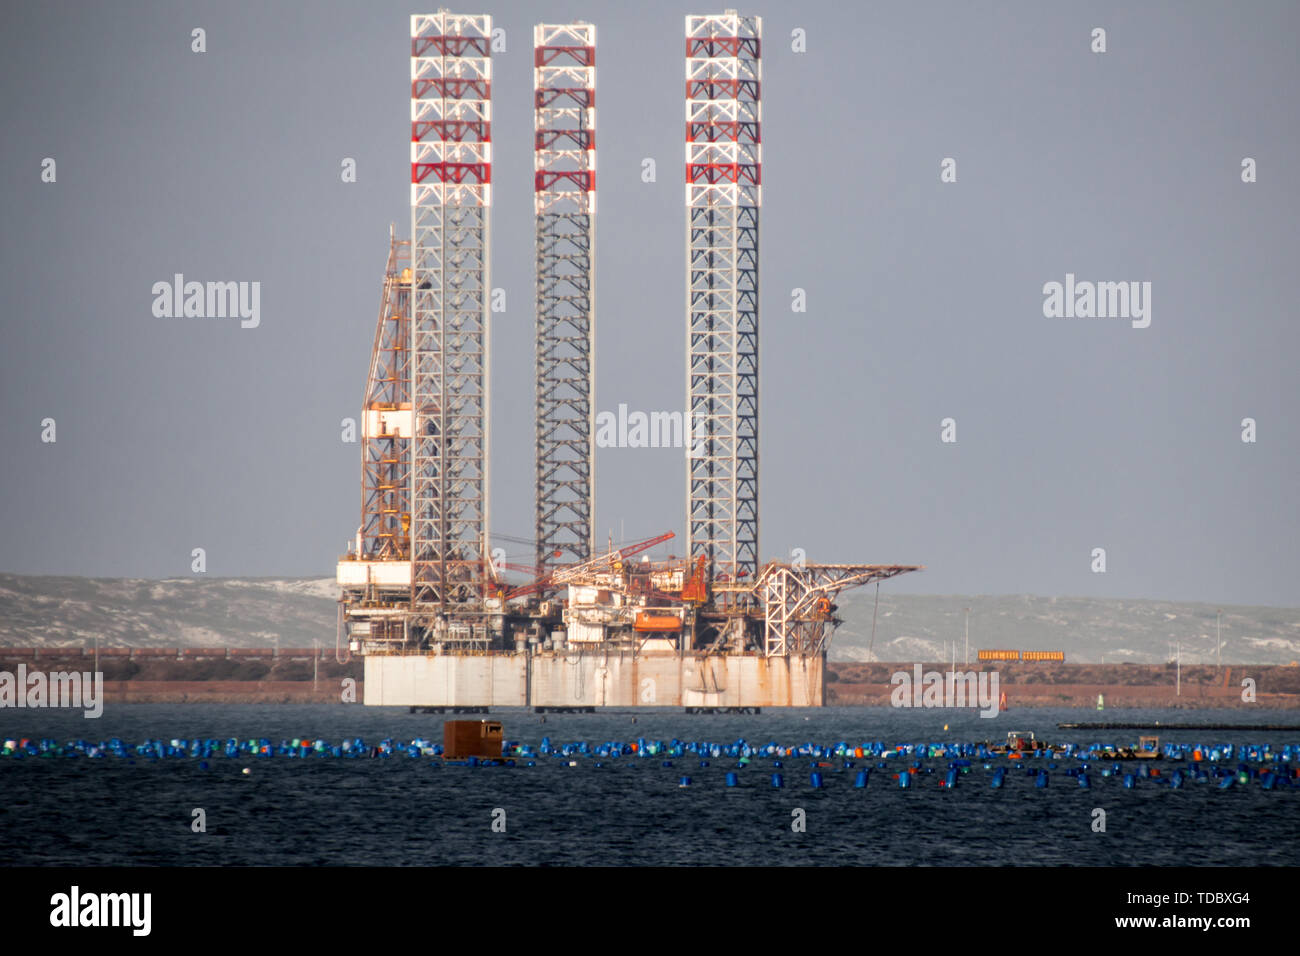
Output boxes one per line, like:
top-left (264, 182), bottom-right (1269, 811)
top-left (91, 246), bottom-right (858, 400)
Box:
top-left (1, 704), bottom-right (1296, 866)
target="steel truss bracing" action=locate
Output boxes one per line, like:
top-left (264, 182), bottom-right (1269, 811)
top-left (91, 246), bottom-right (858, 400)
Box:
top-left (685, 12), bottom-right (761, 587)
top-left (410, 12), bottom-right (492, 615)
top-left (755, 564), bottom-right (922, 658)
top-left (534, 23), bottom-right (596, 582)
top-left (359, 233), bottom-right (413, 562)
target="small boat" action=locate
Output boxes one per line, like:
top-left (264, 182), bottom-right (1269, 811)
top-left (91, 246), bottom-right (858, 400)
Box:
top-left (1097, 735), bottom-right (1162, 761)
top-left (990, 731), bottom-right (1046, 755)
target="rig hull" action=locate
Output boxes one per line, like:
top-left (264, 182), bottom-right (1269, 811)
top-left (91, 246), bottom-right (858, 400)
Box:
top-left (363, 651), bottom-right (825, 708)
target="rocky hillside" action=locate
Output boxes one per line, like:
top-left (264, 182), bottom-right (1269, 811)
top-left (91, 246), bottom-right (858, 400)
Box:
top-left (0, 574), bottom-right (1295, 664)
top-left (0, 575), bottom-right (338, 649)
top-left (830, 591), bottom-right (1299, 665)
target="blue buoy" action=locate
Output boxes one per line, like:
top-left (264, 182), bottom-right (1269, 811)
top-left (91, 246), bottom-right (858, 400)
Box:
top-left (810, 772), bottom-right (824, 789)
top-left (1218, 775), bottom-right (1234, 790)
top-left (1123, 773), bottom-right (1136, 789)
top-left (725, 772), bottom-right (739, 788)
top-left (855, 770), bottom-right (869, 789)
top-left (771, 772), bottom-right (783, 788)
top-left (944, 769), bottom-right (958, 789)
top-left (1077, 773), bottom-right (1090, 789)
top-left (1035, 771), bottom-right (1048, 788)
top-left (899, 772), bottom-right (911, 789)
top-left (991, 768), bottom-right (1005, 789)
top-left (679, 776), bottom-right (692, 787)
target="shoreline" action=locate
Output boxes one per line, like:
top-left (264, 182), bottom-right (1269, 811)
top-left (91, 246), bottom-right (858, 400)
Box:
top-left (1, 655), bottom-right (1297, 707)
top-left (3, 679), bottom-right (1294, 708)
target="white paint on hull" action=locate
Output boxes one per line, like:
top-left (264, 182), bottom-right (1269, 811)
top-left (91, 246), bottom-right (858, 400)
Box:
top-left (364, 652), bottom-right (824, 707)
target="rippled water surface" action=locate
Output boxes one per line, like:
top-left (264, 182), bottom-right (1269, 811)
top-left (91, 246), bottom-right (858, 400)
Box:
top-left (1, 705), bottom-right (1296, 866)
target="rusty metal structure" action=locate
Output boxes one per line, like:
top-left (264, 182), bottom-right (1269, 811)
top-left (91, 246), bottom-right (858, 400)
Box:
top-left (343, 232), bottom-right (414, 646)
top-left (358, 232), bottom-right (411, 567)
top-left (336, 10), bottom-right (922, 708)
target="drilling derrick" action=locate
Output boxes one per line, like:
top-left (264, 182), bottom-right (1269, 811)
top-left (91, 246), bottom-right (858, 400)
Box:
top-left (410, 12), bottom-right (492, 642)
top-left (534, 23), bottom-right (597, 584)
top-left (337, 235), bottom-right (415, 649)
top-left (339, 12), bottom-right (925, 707)
top-left (360, 235), bottom-right (412, 568)
top-left (685, 11), bottom-right (761, 588)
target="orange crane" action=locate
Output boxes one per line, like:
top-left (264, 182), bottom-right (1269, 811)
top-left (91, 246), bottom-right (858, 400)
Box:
top-left (502, 531), bottom-right (676, 599)
top-left (551, 531), bottom-right (675, 585)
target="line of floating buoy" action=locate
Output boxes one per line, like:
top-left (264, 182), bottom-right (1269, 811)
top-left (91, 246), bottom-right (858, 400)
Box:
top-left (4, 735), bottom-right (1297, 765)
top-left (3, 735), bottom-right (1296, 795)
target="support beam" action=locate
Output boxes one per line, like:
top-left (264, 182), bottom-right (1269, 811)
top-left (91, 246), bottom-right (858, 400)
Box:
top-left (409, 12), bottom-right (493, 615)
top-left (534, 22), bottom-right (597, 583)
top-left (685, 12), bottom-right (761, 586)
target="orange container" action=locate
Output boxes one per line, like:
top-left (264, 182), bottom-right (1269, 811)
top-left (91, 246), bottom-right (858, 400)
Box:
top-left (443, 720), bottom-right (504, 759)
top-left (634, 612), bottom-right (682, 632)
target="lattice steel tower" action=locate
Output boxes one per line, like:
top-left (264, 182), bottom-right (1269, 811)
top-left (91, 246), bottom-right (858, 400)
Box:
top-left (685, 11), bottom-right (761, 584)
top-left (409, 12), bottom-right (492, 619)
top-left (358, 232), bottom-right (412, 567)
top-left (533, 23), bottom-right (597, 579)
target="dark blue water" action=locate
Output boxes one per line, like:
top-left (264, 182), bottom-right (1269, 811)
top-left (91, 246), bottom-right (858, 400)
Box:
top-left (1, 705), bottom-right (1296, 866)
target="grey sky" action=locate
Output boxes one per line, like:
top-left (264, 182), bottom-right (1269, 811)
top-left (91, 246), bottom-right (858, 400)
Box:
top-left (1, 1), bottom-right (1296, 606)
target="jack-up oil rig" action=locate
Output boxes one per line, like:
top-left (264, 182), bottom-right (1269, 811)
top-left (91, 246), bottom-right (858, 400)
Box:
top-left (336, 11), bottom-right (921, 708)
